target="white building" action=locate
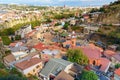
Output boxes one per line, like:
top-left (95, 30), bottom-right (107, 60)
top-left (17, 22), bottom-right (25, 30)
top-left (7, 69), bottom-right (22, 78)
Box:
top-left (15, 24), bottom-right (32, 38)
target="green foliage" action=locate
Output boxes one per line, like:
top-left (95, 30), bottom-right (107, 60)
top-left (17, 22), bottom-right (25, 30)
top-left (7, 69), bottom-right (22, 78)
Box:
top-left (0, 66), bottom-right (27, 80)
top-left (115, 64), bottom-right (120, 69)
top-left (90, 8), bottom-right (99, 13)
top-left (45, 18), bottom-right (52, 23)
top-left (71, 26), bottom-right (80, 30)
top-left (10, 68), bottom-right (23, 77)
top-left (0, 62), bottom-right (5, 69)
top-left (67, 49), bottom-right (89, 65)
top-left (1, 36), bottom-right (11, 45)
top-left (80, 70), bottom-right (98, 80)
top-left (55, 23), bottom-right (61, 26)
top-left (30, 20), bottom-right (41, 28)
top-left (54, 13), bottom-right (74, 19)
top-left (0, 20), bottom-right (41, 36)
top-left (0, 28), bottom-right (15, 36)
top-left (0, 69), bottom-right (9, 77)
top-left (63, 22), bottom-right (69, 30)
top-left (0, 75), bottom-right (27, 80)
top-left (15, 35), bottom-right (21, 40)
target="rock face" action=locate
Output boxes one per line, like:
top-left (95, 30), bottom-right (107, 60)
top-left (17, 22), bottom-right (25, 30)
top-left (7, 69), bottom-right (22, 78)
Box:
top-left (97, 1), bottom-right (120, 24)
top-left (0, 39), bottom-right (5, 59)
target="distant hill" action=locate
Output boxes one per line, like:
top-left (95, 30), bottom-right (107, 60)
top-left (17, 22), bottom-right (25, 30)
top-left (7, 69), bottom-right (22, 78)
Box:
top-left (96, 1), bottom-right (120, 24)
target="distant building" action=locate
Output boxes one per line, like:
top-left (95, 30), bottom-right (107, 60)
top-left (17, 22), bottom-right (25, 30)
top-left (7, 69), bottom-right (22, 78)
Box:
top-left (74, 12), bottom-right (79, 17)
top-left (15, 24), bottom-right (32, 38)
top-left (70, 20), bottom-right (76, 26)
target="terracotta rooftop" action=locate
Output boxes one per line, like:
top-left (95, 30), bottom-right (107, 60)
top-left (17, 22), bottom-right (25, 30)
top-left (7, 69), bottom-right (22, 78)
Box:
top-left (9, 42), bottom-right (23, 47)
top-left (4, 54), bottom-right (16, 63)
top-left (15, 58), bottom-right (41, 70)
top-left (99, 58), bottom-right (111, 72)
top-left (54, 70), bottom-right (74, 80)
top-left (81, 45), bottom-right (101, 59)
top-left (115, 68), bottom-right (120, 76)
top-left (104, 50), bottom-right (116, 57)
top-left (89, 43), bottom-right (103, 52)
top-left (34, 43), bottom-right (48, 51)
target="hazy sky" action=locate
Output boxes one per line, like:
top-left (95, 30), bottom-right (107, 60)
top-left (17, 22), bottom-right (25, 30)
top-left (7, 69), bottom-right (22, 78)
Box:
top-left (0, 0), bottom-right (117, 6)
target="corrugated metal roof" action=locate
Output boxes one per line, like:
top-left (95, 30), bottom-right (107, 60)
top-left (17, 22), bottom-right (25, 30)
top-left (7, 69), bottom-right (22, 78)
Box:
top-left (40, 58), bottom-right (72, 77)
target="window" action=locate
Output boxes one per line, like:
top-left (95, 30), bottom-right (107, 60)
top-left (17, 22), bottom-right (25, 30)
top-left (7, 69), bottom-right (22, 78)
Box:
top-left (33, 69), bottom-right (35, 72)
top-left (36, 65), bottom-right (40, 68)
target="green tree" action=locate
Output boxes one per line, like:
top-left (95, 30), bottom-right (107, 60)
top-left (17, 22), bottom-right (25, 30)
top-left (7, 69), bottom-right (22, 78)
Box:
top-left (63, 22), bottom-right (69, 30)
top-left (10, 68), bottom-right (23, 77)
top-left (15, 35), bottom-right (21, 40)
top-left (67, 49), bottom-right (88, 65)
top-left (80, 70), bottom-right (98, 80)
top-left (0, 75), bottom-right (27, 80)
top-left (115, 64), bottom-right (120, 69)
top-left (1, 36), bottom-right (11, 45)
top-left (0, 69), bottom-right (9, 77)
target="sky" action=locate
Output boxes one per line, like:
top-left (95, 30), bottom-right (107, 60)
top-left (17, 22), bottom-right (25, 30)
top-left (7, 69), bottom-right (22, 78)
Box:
top-left (0, 0), bottom-right (117, 7)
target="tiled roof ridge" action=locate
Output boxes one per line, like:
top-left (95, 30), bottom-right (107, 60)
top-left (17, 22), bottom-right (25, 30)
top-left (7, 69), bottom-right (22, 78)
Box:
top-left (22, 58), bottom-right (32, 68)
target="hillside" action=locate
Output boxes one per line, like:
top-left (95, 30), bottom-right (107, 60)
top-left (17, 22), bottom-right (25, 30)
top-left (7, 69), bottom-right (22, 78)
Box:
top-left (96, 1), bottom-right (120, 24)
top-left (89, 1), bottom-right (120, 50)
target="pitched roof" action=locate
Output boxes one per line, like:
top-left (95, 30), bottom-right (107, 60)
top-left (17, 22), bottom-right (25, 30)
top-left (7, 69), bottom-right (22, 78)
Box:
top-left (115, 68), bottom-right (120, 76)
top-left (99, 58), bottom-right (111, 72)
top-left (9, 42), bottom-right (23, 47)
top-left (89, 43), bottom-right (103, 52)
top-left (104, 50), bottom-right (116, 56)
top-left (15, 58), bottom-right (41, 70)
top-left (42, 49), bottom-right (60, 55)
top-left (54, 71), bottom-right (74, 80)
top-left (34, 43), bottom-right (48, 51)
top-left (81, 46), bottom-right (101, 59)
top-left (112, 52), bottom-right (120, 61)
top-left (4, 54), bottom-right (16, 63)
top-left (9, 43), bottom-right (17, 47)
top-left (40, 58), bottom-right (72, 77)
top-left (10, 46), bottom-right (28, 52)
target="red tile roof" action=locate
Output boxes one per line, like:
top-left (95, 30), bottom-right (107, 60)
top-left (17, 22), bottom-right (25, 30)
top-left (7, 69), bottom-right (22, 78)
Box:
top-left (34, 43), bottom-right (48, 51)
top-left (99, 58), bottom-right (111, 72)
top-left (4, 54), bottom-right (16, 63)
top-left (81, 46), bottom-right (101, 59)
top-left (9, 42), bottom-right (23, 47)
top-left (115, 68), bottom-right (120, 76)
top-left (9, 43), bottom-right (16, 47)
top-left (15, 58), bottom-right (41, 70)
top-left (104, 50), bottom-right (116, 56)
top-left (89, 43), bottom-right (103, 52)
